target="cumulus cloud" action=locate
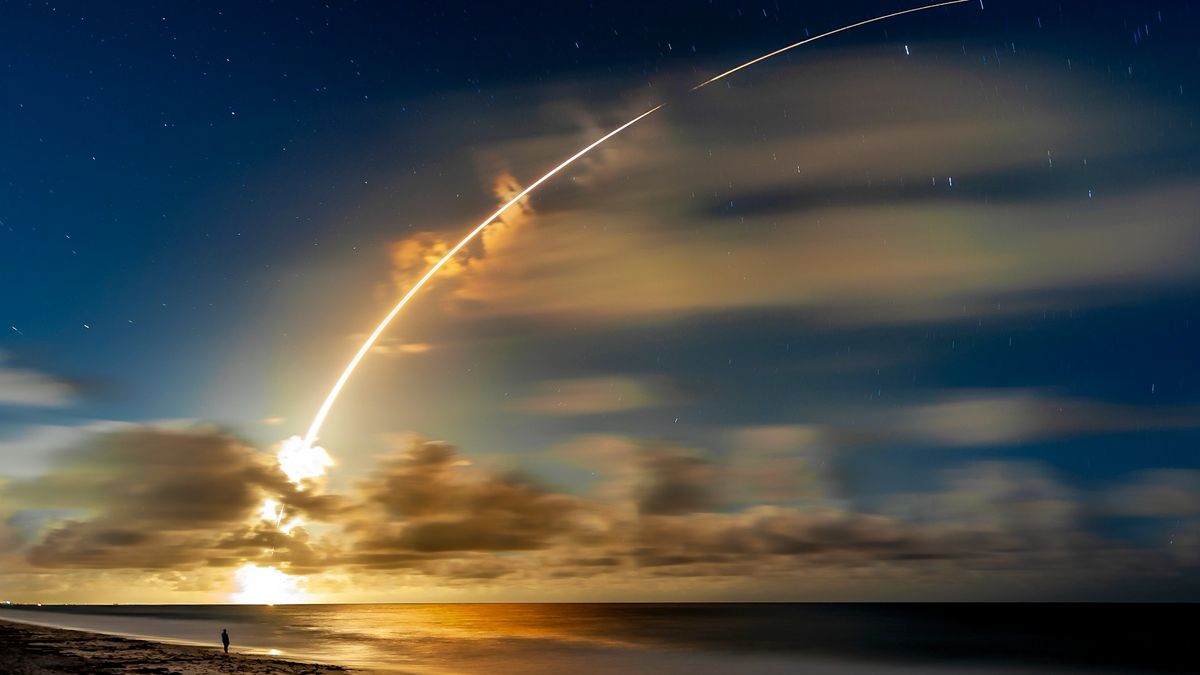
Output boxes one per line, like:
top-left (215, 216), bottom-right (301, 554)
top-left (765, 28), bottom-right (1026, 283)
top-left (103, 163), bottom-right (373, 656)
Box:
top-left (2, 424), bottom-right (1195, 598)
top-left (631, 461), bottom-right (1083, 574)
top-left (631, 507), bottom-right (936, 569)
top-left (636, 446), bottom-right (721, 515)
top-left (0, 351), bottom-right (75, 408)
top-left (551, 436), bottom-right (724, 515)
top-left (348, 438), bottom-right (596, 563)
top-left (0, 425), bottom-right (329, 570)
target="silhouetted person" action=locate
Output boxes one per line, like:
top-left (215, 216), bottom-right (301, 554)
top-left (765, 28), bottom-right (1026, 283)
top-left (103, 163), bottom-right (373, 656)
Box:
top-left (221, 628), bottom-right (230, 654)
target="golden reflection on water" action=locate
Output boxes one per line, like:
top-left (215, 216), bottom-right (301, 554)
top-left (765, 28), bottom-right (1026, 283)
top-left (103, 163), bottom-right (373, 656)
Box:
top-left (317, 603), bottom-right (637, 646)
top-left (273, 604), bottom-right (664, 674)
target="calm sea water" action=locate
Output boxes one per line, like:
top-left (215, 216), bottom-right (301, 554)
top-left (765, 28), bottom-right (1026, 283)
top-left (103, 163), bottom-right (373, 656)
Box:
top-left (0, 603), bottom-right (1189, 674)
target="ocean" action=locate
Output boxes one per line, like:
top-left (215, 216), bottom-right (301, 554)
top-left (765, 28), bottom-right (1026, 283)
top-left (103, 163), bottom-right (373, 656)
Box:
top-left (0, 603), bottom-right (1189, 674)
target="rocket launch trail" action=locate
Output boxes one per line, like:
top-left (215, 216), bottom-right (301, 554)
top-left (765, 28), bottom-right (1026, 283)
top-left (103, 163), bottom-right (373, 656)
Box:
top-left (298, 0), bottom-right (972, 454)
top-left (692, 0), bottom-right (970, 90)
top-left (302, 106), bottom-right (663, 448)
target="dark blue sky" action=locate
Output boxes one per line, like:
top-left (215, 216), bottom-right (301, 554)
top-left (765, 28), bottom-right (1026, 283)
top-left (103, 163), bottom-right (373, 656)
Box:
top-left (1, 1), bottom-right (1198, 602)
top-left (2, 0), bottom-right (1194, 420)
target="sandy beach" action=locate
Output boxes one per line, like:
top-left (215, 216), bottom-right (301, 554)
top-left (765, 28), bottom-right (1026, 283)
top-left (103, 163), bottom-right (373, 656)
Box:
top-left (0, 619), bottom-right (349, 674)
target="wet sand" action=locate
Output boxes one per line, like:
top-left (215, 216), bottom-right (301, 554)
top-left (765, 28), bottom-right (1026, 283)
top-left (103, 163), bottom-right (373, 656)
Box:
top-left (0, 618), bottom-right (349, 674)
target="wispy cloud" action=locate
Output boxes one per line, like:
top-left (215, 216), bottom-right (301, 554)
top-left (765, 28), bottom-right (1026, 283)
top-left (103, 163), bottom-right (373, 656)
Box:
top-left (882, 391), bottom-right (1200, 447)
top-left (0, 351), bottom-right (75, 408)
top-left (1100, 470), bottom-right (1200, 518)
top-left (381, 55), bottom-right (1200, 329)
top-left (512, 375), bottom-right (674, 416)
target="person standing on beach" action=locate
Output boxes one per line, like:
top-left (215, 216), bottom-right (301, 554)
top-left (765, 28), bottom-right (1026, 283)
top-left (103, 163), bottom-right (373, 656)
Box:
top-left (221, 628), bottom-right (230, 654)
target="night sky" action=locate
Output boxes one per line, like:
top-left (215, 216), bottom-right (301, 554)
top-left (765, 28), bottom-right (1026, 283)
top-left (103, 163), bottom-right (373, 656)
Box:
top-left (2, 0), bottom-right (1199, 602)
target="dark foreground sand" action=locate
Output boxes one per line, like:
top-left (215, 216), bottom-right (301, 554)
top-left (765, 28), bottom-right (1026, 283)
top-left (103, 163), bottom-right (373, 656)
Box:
top-left (0, 619), bottom-right (349, 674)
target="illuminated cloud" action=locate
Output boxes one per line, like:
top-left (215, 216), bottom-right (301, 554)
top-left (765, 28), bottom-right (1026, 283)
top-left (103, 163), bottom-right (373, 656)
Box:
top-left (0, 425), bottom-right (323, 571)
top-left (0, 425), bottom-right (1195, 600)
top-left (380, 56), bottom-right (1200, 328)
top-left (386, 169), bottom-right (531, 300)
top-left (370, 340), bottom-right (434, 357)
top-left (348, 438), bottom-right (593, 560)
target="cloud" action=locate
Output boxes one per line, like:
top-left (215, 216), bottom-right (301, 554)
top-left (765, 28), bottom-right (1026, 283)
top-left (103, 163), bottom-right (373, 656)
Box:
top-left (760, 391), bottom-right (1200, 452)
top-left (550, 433), bottom-right (643, 503)
top-left (348, 438), bottom-right (596, 560)
top-left (885, 461), bottom-right (1080, 537)
top-left (1101, 470), bottom-right (1200, 517)
top-left (883, 391), bottom-right (1200, 447)
top-left (0, 351), bottom-right (75, 408)
top-left (370, 340), bottom-right (433, 357)
top-left (380, 55), bottom-right (1200, 329)
top-left (0, 425), bottom-right (325, 570)
top-left (2, 424), bottom-right (1196, 598)
top-left (0, 424), bottom-right (104, 478)
top-left (512, 375), bottom-right (672, 416)
top-left (622, 459), bottom-right (1120, 588)
top-left (551, 436), bottom-right (724, 515)
top-left (0, 516), bottom-right (23, 555)
top-left (726, 425), bottom-right (835, 503)
top-left (385, 169), bottom-right (531, 298)
top-left (637, 446), bottom-right (721, 515)
top-left (630, 507), bottom-right (934, 567)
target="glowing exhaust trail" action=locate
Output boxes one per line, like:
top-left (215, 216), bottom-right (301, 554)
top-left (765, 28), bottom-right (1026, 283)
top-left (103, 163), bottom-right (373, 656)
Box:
top-left (693, 0), bottom-right (970, 90)
top-left (302, 105), bottom-right (663, 447)
top-left (299, 0), bottom-right (971, 452)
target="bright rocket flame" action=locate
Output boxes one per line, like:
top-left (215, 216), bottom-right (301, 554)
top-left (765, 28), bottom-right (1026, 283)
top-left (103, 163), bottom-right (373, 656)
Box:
top-left (258, 497), bottom-right (284, 525)
top-left (258, 496), bottom-right (305, 534)
top-left (279, 515), bottom-right (304, 535)
top-left (692, 0), bottom-right (971, 90)
top-left (277, 435), bottom-right (333, 486)
top-left (299, 0), bottom-right (973, 454)
top-left (230, 563), bottom-right (305, 604)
